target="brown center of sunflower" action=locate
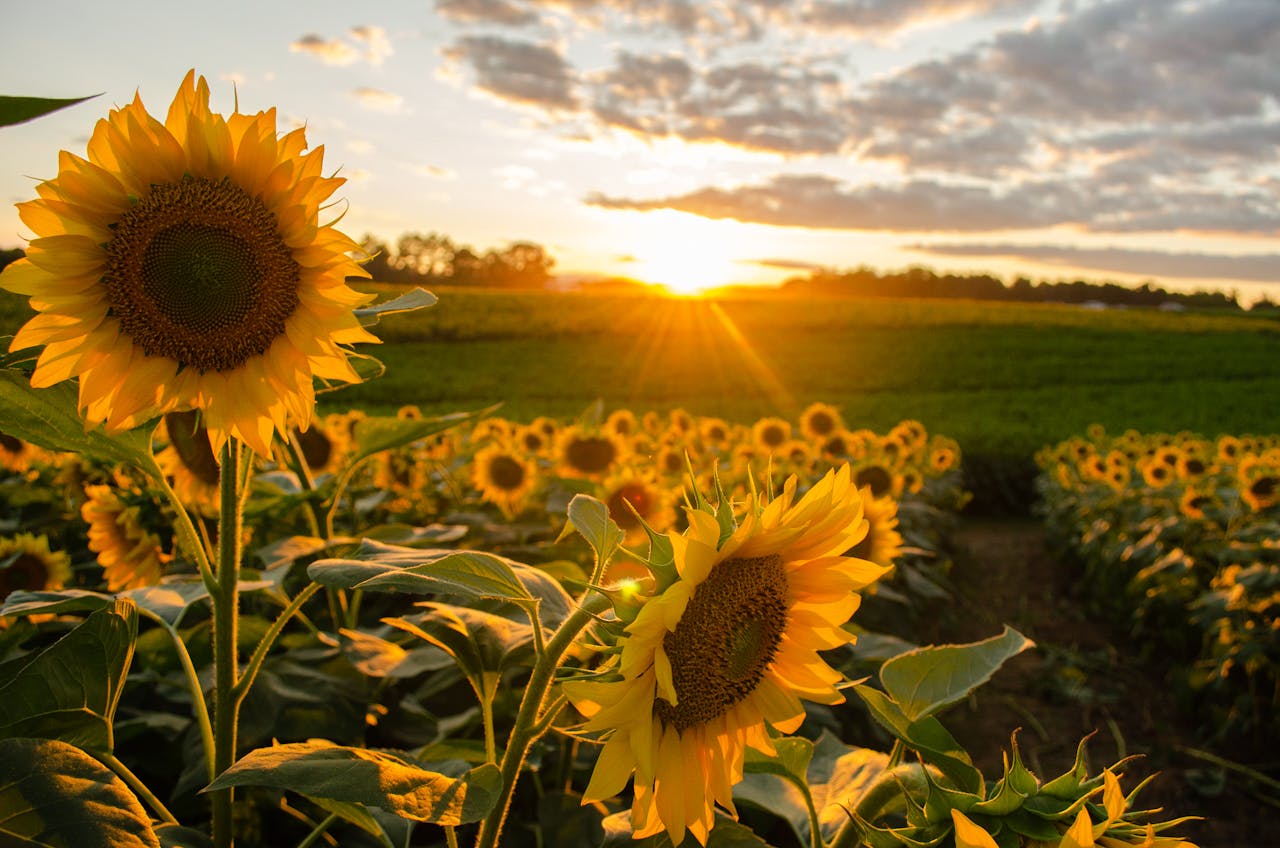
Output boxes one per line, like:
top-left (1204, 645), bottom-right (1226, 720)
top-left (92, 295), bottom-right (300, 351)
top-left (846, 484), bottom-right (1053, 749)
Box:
top-left (487, 454), bottom-right (527, 490)
top-left (855, 465), bottom-right (892, 498)
top-left (1250, 476), bottom-right (1277, 498)
top-left (0, 433), bottom-right (23, 453)
top-left (294, 425), bottom-right (335, 470)
top-left (0, 552), bottom-right (51, 597)
top-left (564, 436), bottom-right (616, 475)
top-left (655, 553), bottom-right (788, 732)
top-left (164, 411), bottom-right (220, 486)
top-left (807, 411), bottom-right (834, 436)
top-left (102, 175), bottom-right (301, 373)
top-left (607, 482), bottom-right (652, 530)
top-left (760, 425), bottom-right (786, 448)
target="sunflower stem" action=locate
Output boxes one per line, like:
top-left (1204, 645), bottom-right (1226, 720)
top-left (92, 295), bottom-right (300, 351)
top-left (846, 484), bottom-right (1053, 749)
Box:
top-left (473, 591), bottom-right (612, 848)
top-left (152, 467), bottom-right (216, 592)
top-left (283, 429), bottom-right (324, 538)
top-left (95, 750), bottom-right (179, 825)
top-left (212, 439), bottom-right (245, 848)
top-left (138, 607), bottom-right (216, 782)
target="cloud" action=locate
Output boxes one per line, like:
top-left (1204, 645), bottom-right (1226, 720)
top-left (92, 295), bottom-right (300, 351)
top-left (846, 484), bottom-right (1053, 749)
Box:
top-left (435, 0), bottom-right (540, 26)
top-left (803, 0), bottom-right (1040, 35)
top-left (442, 35), bottom-right (579, 110)
top-left (584, 172), bottom-right (1280, 235)
top-left (350, 87), bottom-right (405, 113)
top-left (291, 26), bottom-right (393, 66)
top-left (909, 243), bottom-right (1280, 284)
top-left (747, 257), bottom-right (827, 271)
top-left (407, 163), bottom-right (456, 179)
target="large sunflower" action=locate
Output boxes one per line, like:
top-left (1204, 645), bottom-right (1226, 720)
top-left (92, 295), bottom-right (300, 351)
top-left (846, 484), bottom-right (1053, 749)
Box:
top-left (565, 465), bottom-right (886, 845)
top-left (1, 71), bottom-right (378, 456)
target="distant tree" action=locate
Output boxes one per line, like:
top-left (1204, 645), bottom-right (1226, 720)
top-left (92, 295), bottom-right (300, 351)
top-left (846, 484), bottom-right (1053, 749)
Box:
top-left (0, 247), bottom-right (24, 274)
top-left (355, 234), bottom-right (396, 282)
top-left (486, 241), bottom-right (554, 288)
top-left (394, 232), bottom-right (456, 279)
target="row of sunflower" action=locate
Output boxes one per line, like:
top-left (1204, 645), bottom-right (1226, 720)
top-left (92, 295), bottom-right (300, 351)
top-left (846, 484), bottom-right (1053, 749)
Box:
top-left (0, 71), bottom-right (1202, 848)
top-left (1035, 426), bottom-right (1280, 741)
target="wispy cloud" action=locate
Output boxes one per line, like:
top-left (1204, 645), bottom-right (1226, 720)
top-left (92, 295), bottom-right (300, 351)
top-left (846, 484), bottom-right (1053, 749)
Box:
top-left (291, 26), bottom-right (393, 66)
top-left (350, 87), bottom-right (405, 113)
top-left (436, 0), bottom-right (540, 27)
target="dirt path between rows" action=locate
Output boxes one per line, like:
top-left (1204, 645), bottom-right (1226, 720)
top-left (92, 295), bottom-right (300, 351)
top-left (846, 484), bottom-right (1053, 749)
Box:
top-left (919, 517), bottom-right (1275, 848)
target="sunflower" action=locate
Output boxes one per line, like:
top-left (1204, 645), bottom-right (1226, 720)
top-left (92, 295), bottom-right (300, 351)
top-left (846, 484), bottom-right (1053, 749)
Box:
top-left (156, 410), bottom-right (220, 515)
top-left (0, 432), bottom-right (50, 474)
top-left (473, 443), bottom-right (538, 519)
top-left (846, 487), bottom-right (904, 572)
top-left (1, 71), bottom-right (379, 456)
top-left (0, 533), bottom-right (73, 602)
top-left (514, 423), bottom-right (551, 457)
top-left (565, 465), bottom-right (886, 846)
top-left (751, 417), bottom-right (791, 452)
top-left (557, 426), bottom-right (625, 480)
top-left (605, 409), bottom-right (639, 440)
top-left (853, 460), bottom-right (895, 499)
top-left (81, 484), bottom-right (171, 591)
top-left (798, 402), bottom-right (843, 441)
top-left (600, 470), bottom-right (675, 546)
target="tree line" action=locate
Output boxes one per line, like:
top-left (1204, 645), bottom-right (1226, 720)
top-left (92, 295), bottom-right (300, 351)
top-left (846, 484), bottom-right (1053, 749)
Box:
top-left (356, 232), bottom-right (554, 289)
top-left (780, 265), bottom-right (1250, 310)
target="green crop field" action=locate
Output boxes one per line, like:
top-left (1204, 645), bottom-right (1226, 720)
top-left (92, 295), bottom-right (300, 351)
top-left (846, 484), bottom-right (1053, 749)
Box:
top-left (339, 284), bottom-right (1280, 458)
top-left (4, 282), bottom-right (1278, 460)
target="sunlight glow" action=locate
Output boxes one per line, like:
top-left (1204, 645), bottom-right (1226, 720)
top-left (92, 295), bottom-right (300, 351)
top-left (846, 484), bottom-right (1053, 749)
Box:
top-left (622, 212), bottom-right (750, 295)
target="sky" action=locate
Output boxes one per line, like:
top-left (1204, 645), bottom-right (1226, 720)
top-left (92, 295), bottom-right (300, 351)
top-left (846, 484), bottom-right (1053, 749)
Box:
top-left (2, 0), bottom-right (1278, 301)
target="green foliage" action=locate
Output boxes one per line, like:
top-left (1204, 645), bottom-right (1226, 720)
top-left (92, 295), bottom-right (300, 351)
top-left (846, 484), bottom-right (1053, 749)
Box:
top-left (0, 93), bottom-right (99, 127)
top-left (205, 740), bottom-right (502, 825)
top-left (0, 737), bottom-right (159, 848)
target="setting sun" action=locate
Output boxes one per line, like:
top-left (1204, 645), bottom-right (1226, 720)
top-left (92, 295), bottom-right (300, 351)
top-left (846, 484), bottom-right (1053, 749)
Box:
top-left (622, 212), bottom-right (750, 295)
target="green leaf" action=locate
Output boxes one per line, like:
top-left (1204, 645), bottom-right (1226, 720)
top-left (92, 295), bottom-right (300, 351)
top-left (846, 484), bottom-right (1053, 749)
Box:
top-left (361, 523), bottom-right (468, 546)
top-left (879, 626), bottom-right (1034, 721)
top-left (0, 589), bottom-right (113, 619)
top-left (0, 371), bottom-right (162, 478)
top-left (125, 576), bottom-right (268, 628)
top-left (205, 741), bottom-right (502, 825)
top-left (0, 737), bottom-right (160, 848)
top-left (807, 734), bottom-right (893, 842)
top-left (385, 603), bottom-right (536, 696)
top-left (564, 493), bottom-right (625, 571)
top-left (154, 823), bottom-right (213, 848)
top-left (0, 94), bottom-right (100, 127)
top-left (337, 628), bottom-right (452, 679)
top-left (0, 599), bottom-right (137, 753)
top-left (853, 684), bottom-right (982, 794)
top-left (744, 736), bottom-right (814, 784)
top-left (354, 287), bottom-right (437, 325)
top-left (349, 407), bottom-right (495, 465)
top-left (600, 810), bottom-right (773, 847)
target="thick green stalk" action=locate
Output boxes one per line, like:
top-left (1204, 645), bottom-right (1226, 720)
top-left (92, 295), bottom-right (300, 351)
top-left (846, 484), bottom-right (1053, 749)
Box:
top-left (212, 440), bottom-right (244, 848)
top-left (96, 750), bottom-right (179, 825)
top-left (473, 592), bottom-right (611, 848)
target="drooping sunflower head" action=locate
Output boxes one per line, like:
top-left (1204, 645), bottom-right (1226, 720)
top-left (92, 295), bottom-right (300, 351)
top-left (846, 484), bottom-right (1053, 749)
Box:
top-left (156, 410), bottom-right (221, 515)
top-left (846, 486), bottom-right (904, 573)
top-left (0, 431), bottom-right (50, 474)
top-left (80, 484), bottom-right (171, 591)
top-left (2, 71), bottom-right (381, 456)
top-left (565, 465), bottom-right (886, 846)
top-left (0, 533), bottom-right (73, 601)
top-left (472, 443), bottom-right (538, 519)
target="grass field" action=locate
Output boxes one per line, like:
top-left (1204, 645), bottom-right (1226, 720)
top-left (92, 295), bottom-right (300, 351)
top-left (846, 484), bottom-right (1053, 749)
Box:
top-left (3, 283), bottom-right (1278, 460)
top-left (344, 285), bottom-right (1280, 458)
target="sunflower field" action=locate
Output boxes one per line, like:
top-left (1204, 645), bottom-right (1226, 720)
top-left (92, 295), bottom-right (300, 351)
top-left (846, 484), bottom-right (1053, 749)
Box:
top-left (1035, 428), bottom-right (1280, 743)
top-left (0, 72), bottom-right (1223, 848)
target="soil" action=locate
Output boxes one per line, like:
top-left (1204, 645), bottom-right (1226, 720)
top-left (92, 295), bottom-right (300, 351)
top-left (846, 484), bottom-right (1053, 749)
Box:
top-left (919, 517), bottom-right (1278, 848)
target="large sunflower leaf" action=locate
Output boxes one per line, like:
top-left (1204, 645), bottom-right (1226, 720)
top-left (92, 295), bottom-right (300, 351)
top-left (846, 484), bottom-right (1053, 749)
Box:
top-left (807, 734), bottom-right (894, 842)
top-left (0, 93), bottom-right (100, 127)
top-left (0, 599), bottom-right (137, 753)
top-left (0, 371), bottom-right (161, 476)
top-left (878, 627), bottom-right (1034, 722)
top-left (205, 740), bottom-right (501, 825)
top-left (0, 737), bottom-right (160, 848)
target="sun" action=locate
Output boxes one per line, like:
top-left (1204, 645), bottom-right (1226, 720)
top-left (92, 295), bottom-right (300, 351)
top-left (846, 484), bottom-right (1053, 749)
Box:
top-left (623, 213), bottom-right (748, 295)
